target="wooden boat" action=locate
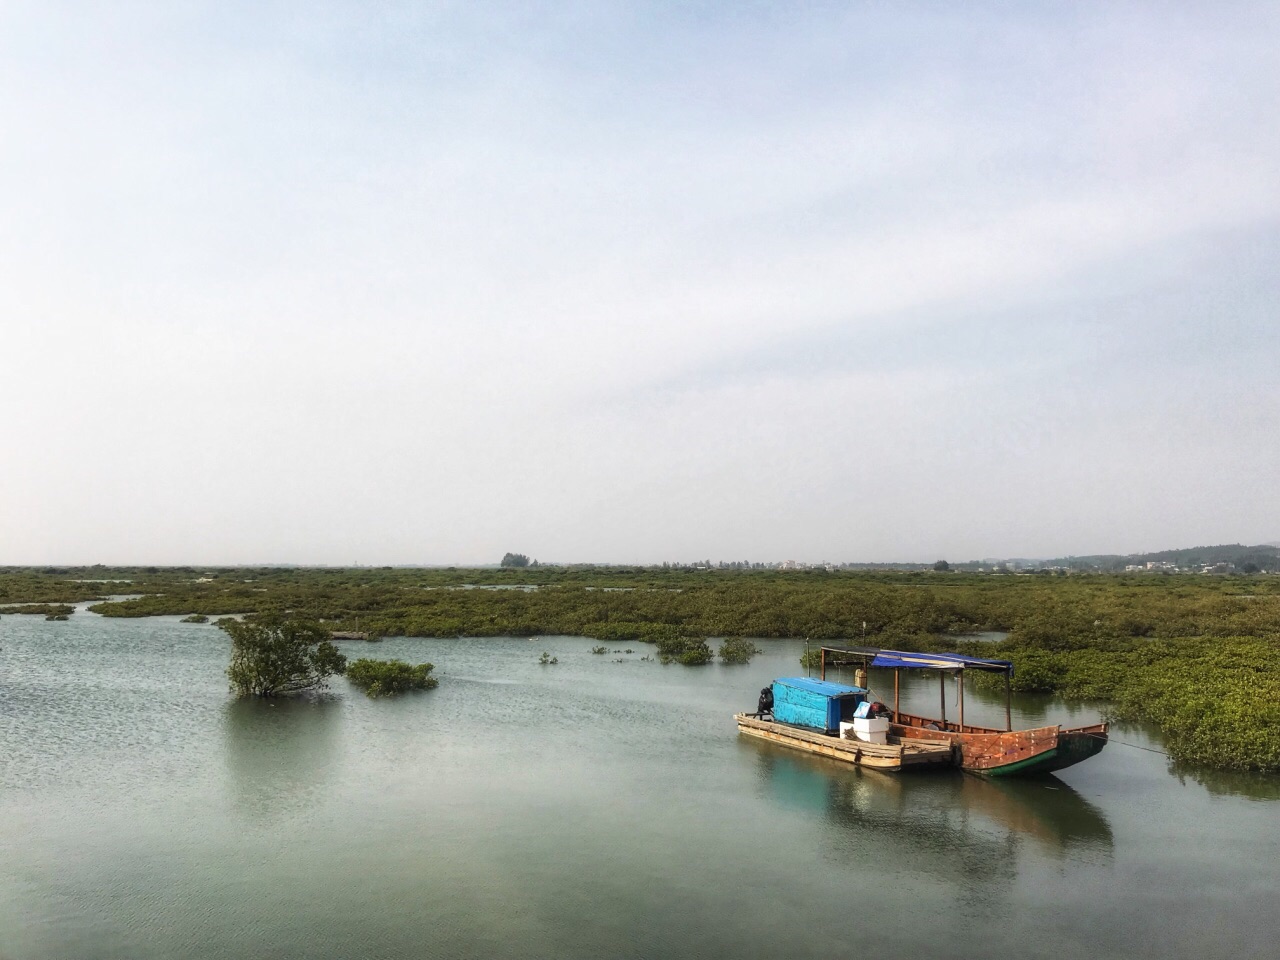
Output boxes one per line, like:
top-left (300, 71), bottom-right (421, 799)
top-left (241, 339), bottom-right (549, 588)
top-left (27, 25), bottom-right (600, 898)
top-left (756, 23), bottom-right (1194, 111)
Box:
top-left (814, 646), bottom-right (1108, 777)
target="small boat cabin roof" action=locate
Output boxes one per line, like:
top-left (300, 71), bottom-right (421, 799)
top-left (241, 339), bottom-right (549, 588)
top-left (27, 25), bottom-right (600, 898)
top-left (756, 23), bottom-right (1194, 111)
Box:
top-left (774, 677), bottom-right (868, 698)
top-left (818, 645), bottom-right (1014, 675)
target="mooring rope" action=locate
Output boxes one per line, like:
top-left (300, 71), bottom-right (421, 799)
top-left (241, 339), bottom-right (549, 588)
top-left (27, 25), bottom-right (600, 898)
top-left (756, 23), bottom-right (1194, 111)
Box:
top-left (1088, 731), bottom-right (1170, 757)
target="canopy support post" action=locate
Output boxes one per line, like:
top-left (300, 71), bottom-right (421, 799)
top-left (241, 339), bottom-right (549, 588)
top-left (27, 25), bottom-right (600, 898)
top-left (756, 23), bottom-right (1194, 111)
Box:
top-left (939, 672), bottom-right (946, 724)
top-left (820, 646), bottom-right (826, 682)
top-left (894, 669), bottom-right (900, 722)
top-left (958, 670), bottom-right (965, 731)
top-left (1005, 670), bottom-right (1012, 731)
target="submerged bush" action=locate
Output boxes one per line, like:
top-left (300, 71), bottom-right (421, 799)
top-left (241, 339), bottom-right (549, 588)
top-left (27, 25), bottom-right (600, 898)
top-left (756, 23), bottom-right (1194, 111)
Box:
top-left (346, 658), bottom-right (438, 697)
top-left (718, 636), bottom-right (762, 664)
top-left (655, 635), bottom-right (712, 665)
top-left (677, 642), bottom-right (713, 665)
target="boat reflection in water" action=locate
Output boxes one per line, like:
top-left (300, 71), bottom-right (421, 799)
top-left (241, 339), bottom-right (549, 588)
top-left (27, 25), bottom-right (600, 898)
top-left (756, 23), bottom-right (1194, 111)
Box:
top-left (752, 740), bottom-right (1113, 866)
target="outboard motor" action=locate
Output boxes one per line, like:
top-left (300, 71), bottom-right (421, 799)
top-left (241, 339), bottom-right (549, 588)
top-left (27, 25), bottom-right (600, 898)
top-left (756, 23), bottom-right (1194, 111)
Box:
top-left (757, 686), bottom-right (774, 718)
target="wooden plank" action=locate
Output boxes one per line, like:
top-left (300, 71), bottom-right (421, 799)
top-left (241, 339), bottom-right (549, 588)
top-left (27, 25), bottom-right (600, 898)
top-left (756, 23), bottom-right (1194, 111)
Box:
top-left (735, 715), bottom-right (903, 757)
top-left (894, 711), bottom-right (1006, 734)
top-left (736, 723), bottom-right (905, 769)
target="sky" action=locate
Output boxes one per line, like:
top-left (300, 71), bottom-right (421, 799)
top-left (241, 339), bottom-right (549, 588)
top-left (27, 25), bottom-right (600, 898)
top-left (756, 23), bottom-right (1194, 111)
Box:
top-left (2, 1), bottom-right (1278, 566)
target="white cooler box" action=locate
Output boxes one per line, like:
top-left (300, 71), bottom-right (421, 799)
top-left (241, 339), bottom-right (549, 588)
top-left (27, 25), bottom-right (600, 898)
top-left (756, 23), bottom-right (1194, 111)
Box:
top-left (840, 717), bottom-right (889, 744)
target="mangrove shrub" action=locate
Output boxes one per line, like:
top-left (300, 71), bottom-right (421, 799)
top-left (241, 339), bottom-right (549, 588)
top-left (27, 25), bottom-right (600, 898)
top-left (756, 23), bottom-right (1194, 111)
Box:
top-left (223, 617), bottom-right (347, 698)
top-left (656, 635), bottom-right (713, 665)
top-left (346, 658), bottom-right (438, 697)
top-left (718, 636), bottom-right (762, 664)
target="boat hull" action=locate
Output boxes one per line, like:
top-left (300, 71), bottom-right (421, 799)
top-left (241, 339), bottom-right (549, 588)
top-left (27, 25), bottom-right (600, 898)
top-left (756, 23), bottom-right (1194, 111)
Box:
top-left (891, 714), bottom-right (1108, 777)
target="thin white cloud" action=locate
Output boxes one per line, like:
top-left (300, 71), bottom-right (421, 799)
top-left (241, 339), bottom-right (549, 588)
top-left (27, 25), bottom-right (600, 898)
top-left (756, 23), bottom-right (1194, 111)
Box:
top-left (1, 2), bottom-right (1277, 563)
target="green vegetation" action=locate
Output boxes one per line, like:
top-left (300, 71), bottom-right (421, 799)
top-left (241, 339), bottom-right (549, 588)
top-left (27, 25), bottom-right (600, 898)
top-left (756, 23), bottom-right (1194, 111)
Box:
top-left (501, 553), bottom-right (531, 567)
top-left (181, 613), bottom-right (209, 623)
top-left (718, 636), bottom-right (762, 664)
top-left (3, 564), bottom-right (1280, 770)
top-left (591, 645), bottom-right (608, 654)
top-left (345, 658), bottom-right (438, 697)
top-left (222, 616), bottom-right (347, 698)
top-left (656, 635), bottom-right (712, 665)
top-left (539, 651), bottom-right (559, 665)
top-left (0, 604), bottom-right (75, 616)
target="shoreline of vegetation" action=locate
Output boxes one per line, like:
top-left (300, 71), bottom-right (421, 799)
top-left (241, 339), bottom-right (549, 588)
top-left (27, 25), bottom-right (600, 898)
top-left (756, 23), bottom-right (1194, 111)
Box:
top-left (3, 565), bottom-right (1278, 772)
top-left (0, 603), bottom-right (75, 617)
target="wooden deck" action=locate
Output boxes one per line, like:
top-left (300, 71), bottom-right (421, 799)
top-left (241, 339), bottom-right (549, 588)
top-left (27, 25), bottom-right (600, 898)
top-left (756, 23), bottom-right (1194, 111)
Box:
top-left (734, 714), bottom-right (954, 771)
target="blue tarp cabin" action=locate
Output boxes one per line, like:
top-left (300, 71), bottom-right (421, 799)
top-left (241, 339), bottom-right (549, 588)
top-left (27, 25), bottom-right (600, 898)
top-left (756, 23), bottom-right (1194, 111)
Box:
top-left (771, 677), bottom-right (868, 733)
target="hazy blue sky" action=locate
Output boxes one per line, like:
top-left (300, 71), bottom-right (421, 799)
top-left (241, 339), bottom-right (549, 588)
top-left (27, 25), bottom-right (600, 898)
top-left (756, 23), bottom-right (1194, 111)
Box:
top-left (3, 2), bottom-right (1278, 565)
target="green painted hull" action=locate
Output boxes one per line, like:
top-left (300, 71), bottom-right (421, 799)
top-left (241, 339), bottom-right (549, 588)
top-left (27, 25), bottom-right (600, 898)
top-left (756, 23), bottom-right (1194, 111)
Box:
top-left (976, 731), bottom-right (1107, 778)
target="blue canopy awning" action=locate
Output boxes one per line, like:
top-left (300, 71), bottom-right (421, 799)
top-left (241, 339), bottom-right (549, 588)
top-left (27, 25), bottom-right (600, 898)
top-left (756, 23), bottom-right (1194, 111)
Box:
top-left (868, 650), bottom-right (1014, 674)
top-left (773, 677), bottom-right (869, 698)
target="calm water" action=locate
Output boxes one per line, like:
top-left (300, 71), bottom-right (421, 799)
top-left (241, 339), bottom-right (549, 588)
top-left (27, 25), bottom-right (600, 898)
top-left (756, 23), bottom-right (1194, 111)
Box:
top-left (2, 611), bottom-right (1277, 960)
